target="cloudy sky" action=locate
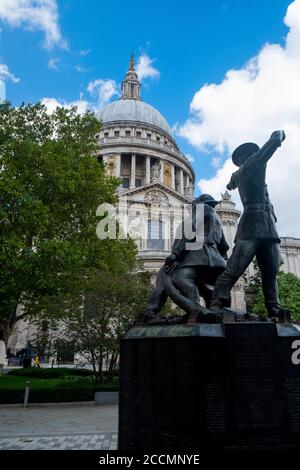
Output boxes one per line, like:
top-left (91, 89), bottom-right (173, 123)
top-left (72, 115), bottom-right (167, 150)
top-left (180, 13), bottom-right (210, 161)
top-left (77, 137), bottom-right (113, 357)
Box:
top-left (1, 0), bottom-right (299, 236)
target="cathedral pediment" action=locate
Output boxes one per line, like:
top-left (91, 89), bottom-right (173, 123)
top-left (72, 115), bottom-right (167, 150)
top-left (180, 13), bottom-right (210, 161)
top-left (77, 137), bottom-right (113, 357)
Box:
top-left (119, 182), bottom-right (192, 205)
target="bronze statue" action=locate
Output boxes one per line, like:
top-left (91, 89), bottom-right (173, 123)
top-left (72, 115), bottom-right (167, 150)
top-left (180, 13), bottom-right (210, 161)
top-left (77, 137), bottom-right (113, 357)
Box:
top-left (210, 130), bottom-right (288, 321)
top-left (142, 194), bottom-right (229, 323)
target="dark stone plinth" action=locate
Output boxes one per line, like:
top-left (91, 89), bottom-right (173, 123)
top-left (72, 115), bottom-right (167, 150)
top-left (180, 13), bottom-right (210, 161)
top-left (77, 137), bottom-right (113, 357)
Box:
top-left (119, 322), bottom-right (300, 451)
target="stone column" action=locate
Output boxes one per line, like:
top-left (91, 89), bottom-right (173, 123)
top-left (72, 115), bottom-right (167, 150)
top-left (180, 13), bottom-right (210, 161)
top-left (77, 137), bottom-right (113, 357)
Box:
top-left (296, 253), bottom-right (300, 277)
top-left (292, 253), bottom-right (298, 276)
top-left (130, 154), bottom-right (136, 189)
top-left (160, 160), bottom-right (164, 183)
top-left (115, 154), bottom-right (121, 178)
top-left (146, 155), bottom-right (151, 185)
top-left (171, 164), bottom-right (175, 190)
top-left (186, 174), bottom-right (190, 193)
top-left (286, 253), bottom-right (292, 272)
top-left (180, 168), bottom-right (184, 194)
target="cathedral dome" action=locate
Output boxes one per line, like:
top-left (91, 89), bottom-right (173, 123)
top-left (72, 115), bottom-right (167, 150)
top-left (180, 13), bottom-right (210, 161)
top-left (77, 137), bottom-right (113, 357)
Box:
top-left (97, 99), bottom-right (173, 136)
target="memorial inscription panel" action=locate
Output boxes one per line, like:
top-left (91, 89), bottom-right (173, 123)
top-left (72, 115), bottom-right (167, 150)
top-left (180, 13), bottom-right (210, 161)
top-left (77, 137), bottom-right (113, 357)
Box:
top-left (119, 323), bottom-right (300, 451)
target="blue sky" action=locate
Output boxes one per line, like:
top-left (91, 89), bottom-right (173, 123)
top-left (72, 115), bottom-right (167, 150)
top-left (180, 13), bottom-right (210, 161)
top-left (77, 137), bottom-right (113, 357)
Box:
top-left (1, 0), bottom-right (300, 235)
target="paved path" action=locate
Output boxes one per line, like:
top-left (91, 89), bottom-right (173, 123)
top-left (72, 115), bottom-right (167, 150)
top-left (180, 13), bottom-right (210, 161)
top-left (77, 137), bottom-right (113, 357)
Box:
top-left (0, 433), bottom-right (118, 450)
top-left (0, 403), bottom-right (118, 450)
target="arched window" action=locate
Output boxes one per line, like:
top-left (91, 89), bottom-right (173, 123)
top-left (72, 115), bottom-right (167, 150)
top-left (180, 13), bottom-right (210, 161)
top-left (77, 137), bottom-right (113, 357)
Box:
top-left (147, 219), bottom-right (165, 250)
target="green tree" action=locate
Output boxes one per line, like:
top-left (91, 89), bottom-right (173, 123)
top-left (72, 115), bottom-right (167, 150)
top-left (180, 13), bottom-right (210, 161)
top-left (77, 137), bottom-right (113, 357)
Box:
top-left (32, 264), bottom-right (183, 382)
top-left (34, 268), bottom-right (152, 383)
top-left (0, 102), bottom-right (136, 345)
top-left (249, 263), bottom-right (300, 321)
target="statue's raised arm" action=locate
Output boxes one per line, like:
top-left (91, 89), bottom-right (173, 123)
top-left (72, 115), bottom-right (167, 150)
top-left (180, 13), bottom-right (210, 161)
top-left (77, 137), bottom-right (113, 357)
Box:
top-left (244, 130), bottom-right (286, 168)
top-left (226, 130), bottom-right (285, 191)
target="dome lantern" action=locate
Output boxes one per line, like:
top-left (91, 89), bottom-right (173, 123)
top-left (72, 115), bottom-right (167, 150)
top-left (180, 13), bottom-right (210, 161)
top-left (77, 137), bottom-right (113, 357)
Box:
top-left (121, 54), bottom-right (141, 101)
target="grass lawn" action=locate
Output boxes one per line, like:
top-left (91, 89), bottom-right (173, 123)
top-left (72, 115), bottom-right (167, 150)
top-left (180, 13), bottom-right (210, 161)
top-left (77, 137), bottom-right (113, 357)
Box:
top-left (0, 375), bottom-right (62, 390)
top-left (0, 370), bottom-right (119, 404)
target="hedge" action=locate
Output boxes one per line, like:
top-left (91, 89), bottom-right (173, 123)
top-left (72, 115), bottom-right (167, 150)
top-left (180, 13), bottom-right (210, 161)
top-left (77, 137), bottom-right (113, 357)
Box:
top-left (0, 388), bottom-right (94, 404)
top-left (0, 388), bottom-right (114, 404)
top-left (7, 367), bottom-right (94, 379)
top-left (7, 367), bottom-right (119, 379)
top-left (0, 374), bottom-right (119, 404)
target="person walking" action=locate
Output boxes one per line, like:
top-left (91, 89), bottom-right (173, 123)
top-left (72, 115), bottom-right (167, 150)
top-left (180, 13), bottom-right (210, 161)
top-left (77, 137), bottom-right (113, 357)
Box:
top-left (33, 355), bottom-right (40, 368)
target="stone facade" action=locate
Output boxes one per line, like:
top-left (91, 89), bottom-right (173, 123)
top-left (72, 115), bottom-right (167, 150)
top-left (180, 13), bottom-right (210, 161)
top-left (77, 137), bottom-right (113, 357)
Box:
top-left (280, 237), bottom-right (300, 277)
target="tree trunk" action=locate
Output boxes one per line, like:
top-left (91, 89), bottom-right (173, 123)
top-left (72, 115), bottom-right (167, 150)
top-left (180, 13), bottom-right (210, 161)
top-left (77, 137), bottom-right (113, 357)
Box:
top-left (0, 321), bottom-right (15, 348)
top-left (90, 350), bottom-right (99, 384)
top-left (97, 346), bottom-right (104, 384)
top-left (106, 351), bottom-right (118, 381)
top-left (0, 295), bottom-right (22, 347)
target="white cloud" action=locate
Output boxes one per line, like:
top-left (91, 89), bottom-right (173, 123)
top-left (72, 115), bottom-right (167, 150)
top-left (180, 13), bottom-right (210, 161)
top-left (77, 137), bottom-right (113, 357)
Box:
top-left (0, 0), bottom-right (66, 49)
top-left (87, 78), bottom-right (119, 108)
top-left (179, 0), bottom-right (300, 237)
top-left (136, 54), bottom-right (160, 81)
top-left (41, 97), bottom-right (90, 115)
top-left (48, 57), bottom-right (59, 70)
top-left (185, 153), bottom-right (194, 163)
top-left (212, 156), bottom-right (222, 168)
top-left (79, 49), bottom-right (90, 56)
top-left (75, 65), bottom-right (90, 73)
top-left (41, 77), bottom-right (119, 116)
top-left (0, 63), bottom-right (19, 83)
top-left (0, 80), bottom-right (6, 101)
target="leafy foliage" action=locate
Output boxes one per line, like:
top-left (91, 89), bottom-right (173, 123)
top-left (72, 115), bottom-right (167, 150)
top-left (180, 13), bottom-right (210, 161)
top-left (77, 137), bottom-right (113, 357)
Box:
top-left (249, 262), bottom-right (300, 321)
top-left (0, 102), bottom-right (173, 383)
top-left (0, 102), bottom-right (137, 343)
top-left (35, 269), bottom-right (153, 383)
top-left (7, 367), bottom-right (94, 378)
